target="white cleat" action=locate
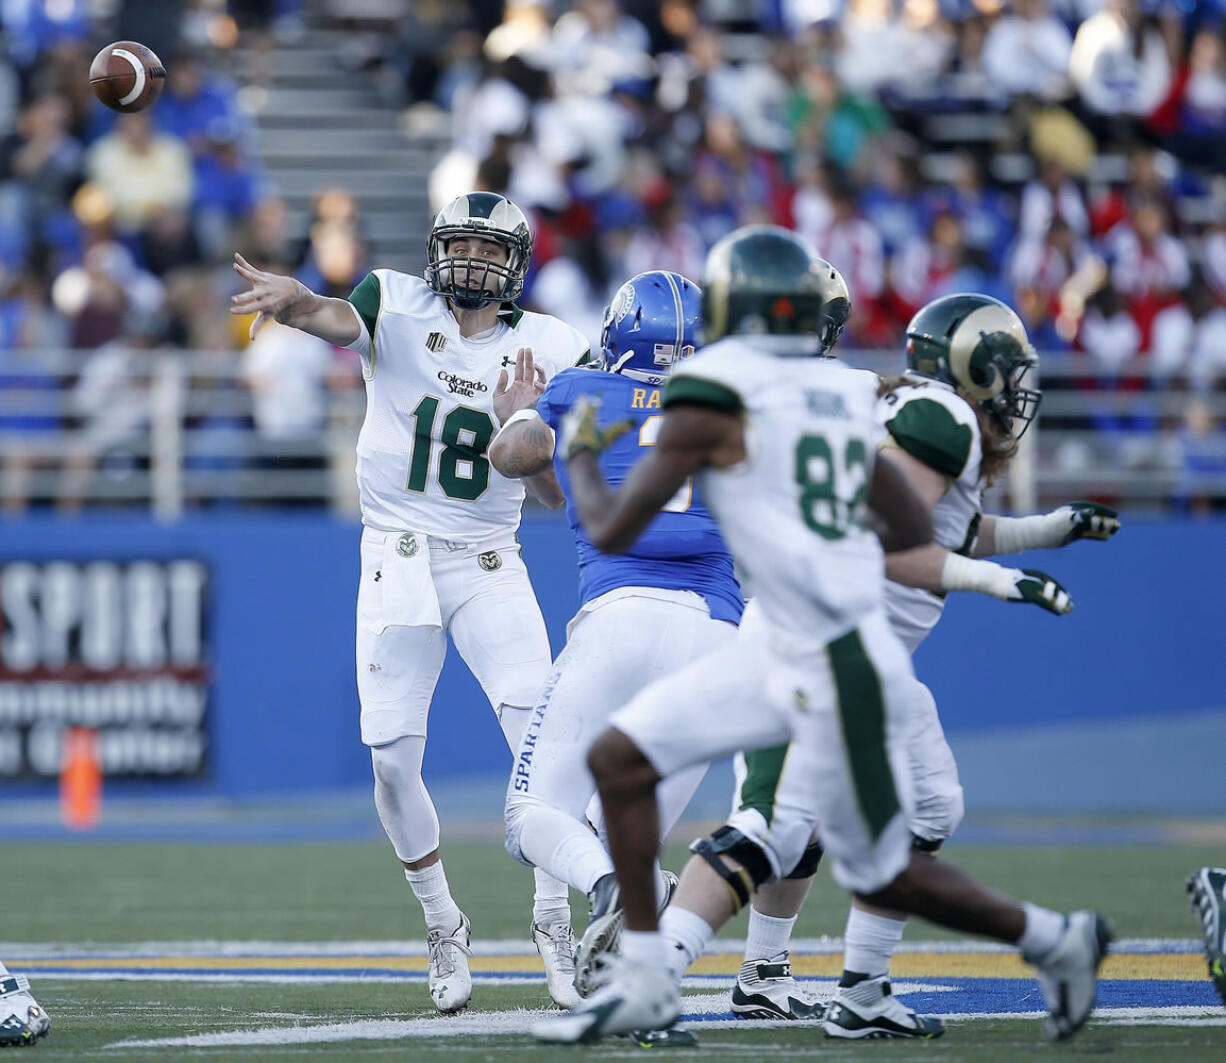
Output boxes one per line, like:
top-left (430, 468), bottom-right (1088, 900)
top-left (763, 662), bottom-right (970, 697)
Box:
top-left (1024, 910), bottom-right (1113, 1042)
top-left (532, 958), bottom-right (680, 1044)
top-left (0, 974), bottom-right (51, 1047)
top-left (731, 958), bottom-right (825, 1020)
top-left (426, 913), bottom-right (473, 1013)
top-left (574, 870), bottom-right (679, 999)
top-left (822, 975), bottom-right (944, 1038)
top-left (532, 919), bottom-right (580, 1009)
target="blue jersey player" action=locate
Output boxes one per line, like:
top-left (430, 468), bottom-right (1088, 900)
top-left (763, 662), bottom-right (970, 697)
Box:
top-left (491, 271), bottom-right (743, 1011)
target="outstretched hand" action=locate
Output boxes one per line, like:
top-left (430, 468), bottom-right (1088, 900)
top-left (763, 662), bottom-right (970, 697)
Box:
top-left (1057, 501), bottom-right (1121, 544)
top-left (493, 347), bottom-right (547, 425)
top-left (1006, 568), bottom-right (1074, 615)
top-left (230, 252), bottom-right (312, 340)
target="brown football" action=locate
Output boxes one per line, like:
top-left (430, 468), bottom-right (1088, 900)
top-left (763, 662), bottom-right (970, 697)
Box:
top-left (89, 41), bottom-right (166, 113)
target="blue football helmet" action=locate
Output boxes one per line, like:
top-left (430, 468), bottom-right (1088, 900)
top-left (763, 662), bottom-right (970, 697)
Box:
top-left (600, 271), bottom-right (701, 385)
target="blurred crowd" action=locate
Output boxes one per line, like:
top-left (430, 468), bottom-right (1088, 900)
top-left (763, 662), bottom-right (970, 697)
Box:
top-left (0, 0), bottom-right (367, 511)
top-left (0, 0), bottom-right (1224, 512)
top-left (393, 0), bottom-right (1226, 508)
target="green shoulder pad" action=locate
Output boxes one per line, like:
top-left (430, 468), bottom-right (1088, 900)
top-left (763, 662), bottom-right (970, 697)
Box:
top-left (348, 272), bottom-right (381, 338)
top-left (663, 373), bottom-right (743, 414)
top-left (885, 396), bottom-right (973, 479)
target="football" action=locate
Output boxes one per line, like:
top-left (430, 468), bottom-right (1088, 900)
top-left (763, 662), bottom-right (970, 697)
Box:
top-left (88, 40), bottom-right (166, 113)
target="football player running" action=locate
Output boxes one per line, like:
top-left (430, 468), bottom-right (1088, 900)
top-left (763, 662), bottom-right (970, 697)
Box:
top-left (0, 963), bottom-right (49, 1047)
top-left (492, 268), bottom-right (844, 1020)
top-left (713, 293), bottom-right (1121, 1037)
top-left (530, 226), bottom-right (1111, 1046)
top-left (230, 192), bottom-right (587, 1013)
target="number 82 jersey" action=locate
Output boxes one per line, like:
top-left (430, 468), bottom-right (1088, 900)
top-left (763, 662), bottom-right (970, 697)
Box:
top-left (347, 270), bottom-right (589, 541)
top-left (663, 338), bottom-right (887, 646)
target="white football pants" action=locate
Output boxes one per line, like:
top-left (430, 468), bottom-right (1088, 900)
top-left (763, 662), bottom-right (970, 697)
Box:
top-left (504, 588), bottom-right (738, 892)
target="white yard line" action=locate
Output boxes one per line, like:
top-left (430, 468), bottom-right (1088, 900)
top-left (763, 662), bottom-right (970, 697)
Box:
top-left (105, 1004), bottom-right (1226, 1050)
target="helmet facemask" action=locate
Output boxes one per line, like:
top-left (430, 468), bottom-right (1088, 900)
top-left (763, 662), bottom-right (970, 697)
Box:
top-left (425, 193), bottom-right (533, 310)
top-left (951, 317), bottom-right (1041, 438)
top-left (427, 230), bottom-right (528, 309)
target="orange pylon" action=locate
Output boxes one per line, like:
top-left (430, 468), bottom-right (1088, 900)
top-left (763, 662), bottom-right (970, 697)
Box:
top-left (60, 727), bottom-right (102, 830)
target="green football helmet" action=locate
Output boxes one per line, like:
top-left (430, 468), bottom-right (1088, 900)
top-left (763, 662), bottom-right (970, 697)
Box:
top-left (701, 225), bottom-right (850, 355)
top-left (905, 293), bottom-right (1041, 435)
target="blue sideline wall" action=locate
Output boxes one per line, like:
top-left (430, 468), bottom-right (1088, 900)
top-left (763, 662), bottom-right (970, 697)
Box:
top-left (0, 514), bottom-right (1221, 811)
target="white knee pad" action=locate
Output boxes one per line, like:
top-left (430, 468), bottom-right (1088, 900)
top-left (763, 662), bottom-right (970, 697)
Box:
top-left (370, 735), bottom-right (439, 864)
top-left (503, 787), bottom-right (536, 866)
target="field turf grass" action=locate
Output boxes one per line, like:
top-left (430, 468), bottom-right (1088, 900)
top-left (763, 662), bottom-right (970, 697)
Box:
top-left (4, 839), bottom-right (1225, 1060)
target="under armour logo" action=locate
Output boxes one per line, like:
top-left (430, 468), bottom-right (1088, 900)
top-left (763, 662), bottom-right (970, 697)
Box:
top-left (374, 570), bottom-right (381, 582)
top-left (500, 354), bottom-right (515, 368)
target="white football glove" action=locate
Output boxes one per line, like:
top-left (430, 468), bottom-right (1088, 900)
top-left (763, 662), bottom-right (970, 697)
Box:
top-left (1006, 568), bottom-right (1074, 615)
top-left (1055, 501), bottom-right (1120, 544)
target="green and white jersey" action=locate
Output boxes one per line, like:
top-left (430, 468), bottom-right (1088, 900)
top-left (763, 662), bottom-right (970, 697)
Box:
top-left (664, 339), bottom-right (886, 647)
top-left (346, 270), bottom-right (588, 541)
top-left (878, 379), bottom-right (983, 653)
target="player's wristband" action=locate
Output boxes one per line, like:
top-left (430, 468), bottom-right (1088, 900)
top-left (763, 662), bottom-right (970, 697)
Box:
top-left (991, 512), bottom-right (1069, 554)
top-left (940, 553), bottom-right (1018, 600)
top-left (500, 407), bottom-right (545, 430)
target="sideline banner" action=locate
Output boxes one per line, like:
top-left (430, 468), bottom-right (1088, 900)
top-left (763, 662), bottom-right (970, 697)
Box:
top-left (0, 559), bottom-right (209, 778)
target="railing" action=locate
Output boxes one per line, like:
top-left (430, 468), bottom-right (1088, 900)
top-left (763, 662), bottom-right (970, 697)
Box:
top-left (1, 348), bottom-right (1223, 516)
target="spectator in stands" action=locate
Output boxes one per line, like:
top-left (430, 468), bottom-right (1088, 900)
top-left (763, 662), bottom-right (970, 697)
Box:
top-left (890, 211), bottom-right (966, 319)
top-left (1070, 0), bottom-right (1172, 136)
top-left (1019, 158), bottom-right (1089, 238)
top-left (1151, 272), bottom-right (1226, 389)
top-left (549, 0), bottom-right (651, 95)
top-left (1110, 196), bottom-right (1189, 340)
top-left (836, 0), bottom-right (953, 96)
top-left (1161, 27), bottom-right (1226, 171)
top-left (0, 94), bottom-right (83, 262)
top-left (1080, 281), bottom-right (1142, 377)
top-left (799, 178), bottom-right (888, 341)
top-left (927, 150), bottom-right (1014, 268)
top-left (51, 241), bottom-right (164, 350)
top-left (691, 111), bottom-right (790, 231)
top-left (58, 317), bottom-right (158, 512)
top-left (84, 112), bottom-right (193, 235)
top-left (1, 0), bottom-right (91, 78)
top-left (1174, 396), bottom-right (1226, 514)
top-left (192, 122), bottom-right (264, 257)
top-left (1008, 216), bottom-right (1092, 307)
top-left (859, 147), bottom-right (926, 253)
top-left (140, 206), bottom-right (205, 278)
top-left (982, 0), bottom-right (1074, 101)
top-left (240, 319), bottom-right (347, 443)
top-left (242, 196), bottom-right (296, 272)
top-left (619, 184), bottom-right (704, 282)
top-left (292, 188), bottom-right (369, 298)
top-left (156, 48), bottom-right (250, 160)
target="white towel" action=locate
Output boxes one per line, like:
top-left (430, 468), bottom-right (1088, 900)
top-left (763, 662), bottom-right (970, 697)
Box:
top-left (373, 531), bottom-right (442, 632)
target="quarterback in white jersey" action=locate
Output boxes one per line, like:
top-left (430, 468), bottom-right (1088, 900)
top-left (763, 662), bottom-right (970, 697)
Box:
top-left (231, 191), bottom-right (588, 1013)
top-left (532, 227), bottom-right (1110, 1047)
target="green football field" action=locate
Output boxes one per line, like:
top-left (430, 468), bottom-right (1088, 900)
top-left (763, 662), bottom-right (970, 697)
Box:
top-left (5, 839), bottom-right (1225, 1060)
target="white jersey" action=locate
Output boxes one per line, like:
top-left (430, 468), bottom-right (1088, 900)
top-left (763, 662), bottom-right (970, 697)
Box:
top-left (346, 271), bottom-right (588, 541)
top-left (664, 338), bottom-right (886, 647)
top-left (878, 379), bottom-right (984, 653)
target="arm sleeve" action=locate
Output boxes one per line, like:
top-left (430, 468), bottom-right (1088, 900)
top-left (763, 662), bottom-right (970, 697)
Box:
top-left (884, 397), bottom-right (974, 480)
top-left (346, 272), bottom-right (380, 362)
